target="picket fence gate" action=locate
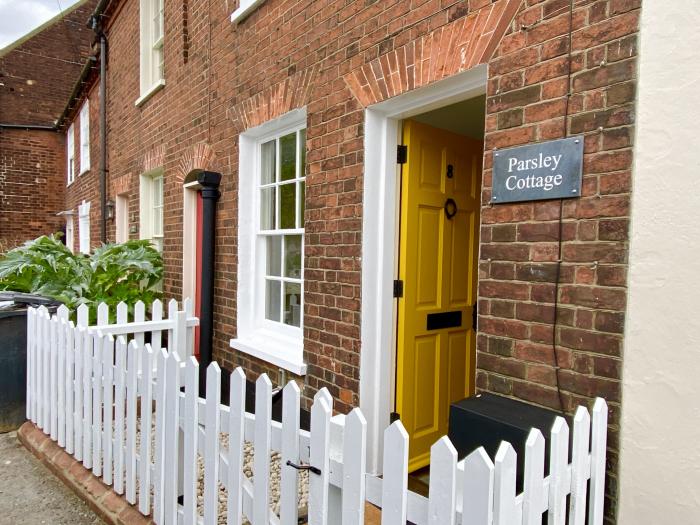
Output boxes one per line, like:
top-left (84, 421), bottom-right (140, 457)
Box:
top-left (25, 302), bottom-right (608, 525)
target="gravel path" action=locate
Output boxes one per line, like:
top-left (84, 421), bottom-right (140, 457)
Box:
top-left (0, 430), bottom-right (103, 525)
top-left (136, 422), bottom-right (309, 524)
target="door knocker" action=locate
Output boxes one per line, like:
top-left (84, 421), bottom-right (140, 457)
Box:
top-left (444, 198), bottom-right (457, 220)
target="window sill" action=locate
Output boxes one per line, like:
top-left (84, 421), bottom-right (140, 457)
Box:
top-left (230, 0), bottom-right (266, 23)
top-left (135, 79), bottom-right (166, 107)
top-left (230, 330), bottom-right (306, 376)
top-left (79, 168), bottom-right (90, 176)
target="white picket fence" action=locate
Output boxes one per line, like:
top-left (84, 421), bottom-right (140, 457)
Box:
top-left (25, 302), bottom-right (608, 525)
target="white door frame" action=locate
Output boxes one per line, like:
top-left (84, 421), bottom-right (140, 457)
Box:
top-left (182, 181), bottom-right (201, 304)
top-left (359, 64), bottom-right (488, 474)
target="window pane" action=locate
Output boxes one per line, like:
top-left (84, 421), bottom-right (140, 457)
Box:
top-left (153, 206), bottom-right (163, 236)
top-left (284, 235), bottom-right (302, 279)
top-left (265, 279), bottom-right (281, 322)
top-left (266, 236), bottom-right (281, 277)
top-left (300, 128), bottom-right (306, 178)
top-left (279, 183), bottom-right (295, 229)
top-left (280, 132), bottom-right (296, 181)
top-left (283, 282), bottom-right (302, 327)
top-left (260, 187), bottom-right (275, 230)
top-left (153, 177), bottom-right (163, 206)
top-left (261, 140), bottom-right (276, 184)
top-left (298, 182), bottom-right (305, 228)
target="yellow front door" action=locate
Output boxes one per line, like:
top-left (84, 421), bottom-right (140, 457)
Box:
top-left (396, 119), bottom-right (482, 472)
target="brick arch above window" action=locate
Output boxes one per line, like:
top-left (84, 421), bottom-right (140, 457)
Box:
top-left (228, 66), bottom-right (318, 132)
top-left (143, 145), bottom-right (166, 174)
top-left (176, 143), bottom-right (216, 184)
top-left (344, 0), bottom-right (520, 108)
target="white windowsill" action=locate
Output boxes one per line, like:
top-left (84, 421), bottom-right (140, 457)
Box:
top-left (79, 167), bottom-right (90, 176)
top-left (135, 79), bottom-right (166, 107)
top-left (230, 330), bottom-right (306, 376)
top-left (230, 0), bottom-right (266, 23)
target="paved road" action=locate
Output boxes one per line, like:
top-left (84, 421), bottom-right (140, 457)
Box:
top-left (0, 430), bottom-right (102, 525)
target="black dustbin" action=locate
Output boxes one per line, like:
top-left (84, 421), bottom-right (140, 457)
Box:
top-left (0, 292), bottom-right (62, 432)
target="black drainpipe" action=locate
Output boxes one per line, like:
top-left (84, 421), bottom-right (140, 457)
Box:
top-left (197, 171), bottom-right (221, 383)
top-left (90, 15), bottom-right (108, 244)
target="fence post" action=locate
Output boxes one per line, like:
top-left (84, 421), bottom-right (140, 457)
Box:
top-left (570, 406), bottom-right (591, 525)
top-left (26, 308), bottom-right (34, 421)
top-left (65, 320), bottom-right (75, 454)
top-left (125, 340), bottom-right (139, 504)
top-left (494, 442), bottom-right (517, 525)
top-left (523, 429), bottom-right (545, 525)
top-left (281, 381), bottom-right (301, 525)
top-left (341, 409), bottom-right (367, 525)
top-left (102, 334), bottom-right (115, 486)
top-left (138, 344), bottom-right (155, 515)
top-left (253, 374), bottom-right (273, 525)
top-left (548, 417), bottom-right (570, 525)
top-left (114, 336), bottom-right (127, 493)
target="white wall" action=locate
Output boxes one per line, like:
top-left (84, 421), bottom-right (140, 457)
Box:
top-left (619, 3), bottom-right (700, 522)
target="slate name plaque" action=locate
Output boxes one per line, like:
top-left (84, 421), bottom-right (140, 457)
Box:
top-left (492, 136), bottom-right (583, 204)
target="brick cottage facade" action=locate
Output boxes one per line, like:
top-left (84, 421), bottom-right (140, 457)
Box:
top-left (0, 0), bottom-right (98, 252)
top-left (52, 0), bottom-right (641, 520)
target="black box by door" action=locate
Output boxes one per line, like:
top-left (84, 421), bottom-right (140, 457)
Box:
top-left (448, 393), bottom-right (568, 492)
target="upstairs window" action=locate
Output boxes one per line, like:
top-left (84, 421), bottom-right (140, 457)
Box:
top-left (79, 100), bottom-right (90, 174)
top-left (67, 124), bottom-right (75, 185)
top-left (138, 0), bottom-right (165, 104)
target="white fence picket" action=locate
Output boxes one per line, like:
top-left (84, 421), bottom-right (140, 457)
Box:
top-left (548, 417), bottom-right (570, 525)
top-left (57, 318), bottom-right (66, 447)
top-left (125, 341), bottom-right (139, 504)
top-left (42, 309), bottom-right (50, 431)
top-left (150, 299), bottom-right (163, 352)
top-left (134, 301), bottom-right (145, 349)
top-left (82, 330), bottom-right (93, 469)
top-left (92, 331), bottom-right (103, 477)
top-left (428, 437), bottom-right (457, 525)
top-left (570, 406), bottom-right (591, 525)
top-left (381, 422), bottom-right (409, 525)
top-left (102, 334), bottom-right (115, 486)
top-left (589, 399), bottom-right (608, 525)
top-left (183, 357), bottom-right (200, 525)
top-left (227, 368), bottom-right (246, 525)
top-left (97, 303), bottom-right (109, 326)
top-left (139, 344), bottom-right (155, 515)
top-left (50, 316), bottom-right (58, 440)
top-left (281, 381), bottom-right (301, 525)
top-left (494, 442), bottom-right (518, 525)
top-left (309, 391), bottom-right (332, 525)
top-left (462, 447), bottom-right (494, 525)
top-left (523, 429), bottom-right (546, 525)
top-left (74, 327), bottom-right (84, 461)
top-left (26, 308), bottom-right (34, 421)
top-left (153, 347), bottom-right (168, 524)
top-left (65, 321), bottom-right (75, 454)
top-left (114, 336), bottom-right (127, 493)
top-left (253, 374), bottom-right (272, 525)
top-left (163, 351), bottom-right (182, 525)
top-left (341, 409), bottom-right (367, 525)
top-left (204, 363), bottom-right (222, 525)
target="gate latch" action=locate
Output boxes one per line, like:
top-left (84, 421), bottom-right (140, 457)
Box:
top-left (286, 460), bottom-right (322, 476)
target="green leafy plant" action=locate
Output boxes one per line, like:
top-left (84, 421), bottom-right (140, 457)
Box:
top-left (0, 234), bottom-right (163, 321)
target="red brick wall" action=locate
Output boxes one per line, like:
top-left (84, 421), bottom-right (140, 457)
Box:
top-left (0, 0), bottom-right (98, 126)
top-left (0, 129), bottom-right (66, 251)
top-left (64, 1), bottom-right (639, 520)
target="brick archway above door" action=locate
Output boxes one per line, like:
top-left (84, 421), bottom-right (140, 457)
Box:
top-left (344, 0), bottom-right (520, 107)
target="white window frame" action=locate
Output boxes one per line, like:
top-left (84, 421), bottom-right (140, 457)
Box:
top-left (79, 100), bottom-right (90, 174)
top-left (115, 194), bottom-right (129, 243)
top-left (65, 214), bottom-right (75, 253)
top-left (230, 0), bottom-right (266, 23)
top-left (231, 108), bottom-right (307, 375)
top-left (66, 124), bottom-right (75, 185)
top-left (78, 200), bottom-right (91, 254)
top-left (139, 169), bottom-right (164, 251)
top-left (137, 0), bottom-right (165, 106)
